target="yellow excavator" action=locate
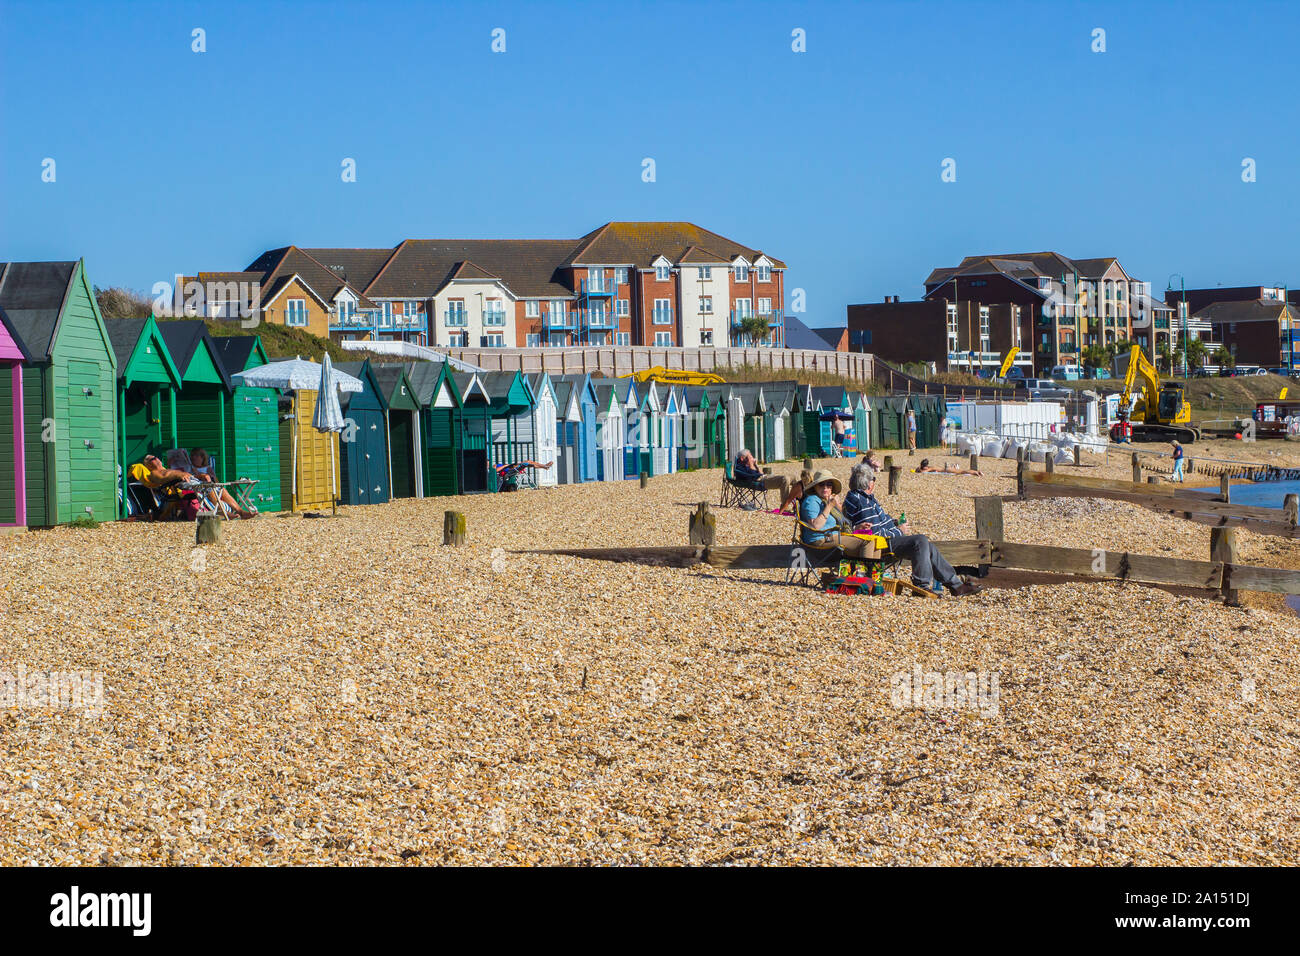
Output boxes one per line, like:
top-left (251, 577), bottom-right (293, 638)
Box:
top-left (1113, 345), bottom-right (1201, 443)
top-left (631, 366), bottom-right (726, 386)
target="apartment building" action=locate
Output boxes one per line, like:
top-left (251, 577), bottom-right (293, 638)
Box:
top-left (187, 223), bottom-right (786, 350)
top-left (846, 297), bottom-right (1030, 372)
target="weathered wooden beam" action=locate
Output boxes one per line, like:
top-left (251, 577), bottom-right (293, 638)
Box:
top-left (1021, 480), bottom-right (1286, 521)
top-left (931, 540), bottom-right (992, 566)
top-left (689, 501), bottom-right (716, 546)
top-left (529, 546), bottom-right (705, 567)
top-left (989, 542), bottom-right (1224, 589)
top-left (1211, 528), bottom-right (1240, 605)
top-left (1028, 470), bottom-right (1186, 497)
top-left (973, 497), bottom-right (1004, 543)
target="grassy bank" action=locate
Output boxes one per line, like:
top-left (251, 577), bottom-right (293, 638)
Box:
top-left (1063, 373), bottom-right (1294, 421)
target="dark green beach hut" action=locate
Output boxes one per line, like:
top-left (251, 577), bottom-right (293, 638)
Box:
top-left (0, 260), bottom-right (119, 526)
top-left (336, 361), bottom-right (390, 507)
top-left (408, 361), bottom-right (464, 497)
top-left (372, 363), bottom-right (422, 499)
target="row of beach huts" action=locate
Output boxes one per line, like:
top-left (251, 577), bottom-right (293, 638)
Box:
top-left (0, 259), bottom-right (943, 531)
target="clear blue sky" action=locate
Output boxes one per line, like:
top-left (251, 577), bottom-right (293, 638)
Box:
top-left (2, 0), bottom-right (1296, 326)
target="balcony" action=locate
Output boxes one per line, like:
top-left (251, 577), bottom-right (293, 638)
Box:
top-left (729, 308), bottom-right (784, 329)
top-left (330, 313), bottom-right (376, 331)
top-left (579, 278), bottom-right (613, 297)
top-left (444, 310), bottom-right (468, 327)
top-left (483, 310), bottom-right (507, 327)
top-left (582, 310), bottom-right (614, 329)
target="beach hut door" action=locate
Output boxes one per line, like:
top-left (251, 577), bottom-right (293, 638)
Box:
top-left (536, 393), bottom-right (558, 485)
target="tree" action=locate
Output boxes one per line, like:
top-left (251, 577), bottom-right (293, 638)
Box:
top-left (1155, 342), bottom-right (1173, 373)
top-left (1182, 336), bottom-right (1206, 371)
top-left (94, 286), bottom-right (153, 319)
top-left (1081, 344), bottom-right (1109, 374)
top-left (735, 315), bottom-right (770, 345)
top-left (1212, 346), bottom-right (1234, 369)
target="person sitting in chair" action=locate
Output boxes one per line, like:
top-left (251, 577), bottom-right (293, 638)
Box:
top-left (799, 470), bottom-right (873, 555)
top-left (177, 448), bottom-right (257, 519)
top-left (496, 459), bottom-right (553, 492)
top-left (133, 454), bottom-right (201, 521)
top-left (733, 449), bottom-right (791, 508)
top-left (838, 465), bottom-right (981, 596)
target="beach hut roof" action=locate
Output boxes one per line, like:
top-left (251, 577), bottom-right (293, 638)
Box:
top-left (0, 260), bottom-right (110, 361)
top-left (479, 370), bottom-right (532, 408)
top-left (103, 315), bottom-right (183, 388)
top-left (451, 371), bottom-right (491, 404)
top-left (211, 335), bottom-right (269, 375)
top-left (370, 363), bottom-right (421, 411)
top-left (335, 361), bottom-right (388, 412)
top-left (0, 305), bottom-right (29, 361)
top-left (157, 318), bottom-right (233, 390)
top-left (811, 385), bottom-right (850, 409)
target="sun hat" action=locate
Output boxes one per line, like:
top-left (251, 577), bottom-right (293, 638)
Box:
top-left (809, 469), bottom-right (842, 495)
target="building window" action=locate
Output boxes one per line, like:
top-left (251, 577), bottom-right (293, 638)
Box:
top-left (526, 333), bottom-right (541, 347)
top-left (734, 264), bottom-right (749, 282)
top-left (525, 300), bottom-right (540, 318)
top-left (446, 301), bottom-right (467, 326)
top-left (757, 297), bottom-right (772, 315)
top-left (480, 333), bottom-right (504, 348)
top-left (548, 332), bottom-right (567, 347)
top-left (756, 264), bottom-right (771, 282)
top-left (614, 267), bottom-right (629, 285)
top-left (701, 329), bottom-right (714, 346)
top-left (946, 303), bottom-right (958, 352)
top-left (448, 331), bottom-right (468, 347)
top-left (655, 262), bottom-right (671, 281)
top-left (615, 332), bottom-right (630, 346)
top-left (615, 298), bottom-right (629, 318)
top-left (589, 331), bottom-right (609, 346)
top-left (699, 296), bottom-right (713, 314)
top-left (589, 302), bottom-right (607, 327)
top-left (587, 267), bottom-right (604, 292)
top-left (654, 332), bottom-right (672, 347)
top-left (653, 299), bottom-right (673, 324)
top-left (734, 298), bottom-right (752, 318)
top-left (484, 299), bottom-right (505, 326)
top-left (698, 266), bottom-right (711, 280)
top-left (286, 298), bottom-right (308, 327)
top-left (380, 302), bottom-right (393, 327)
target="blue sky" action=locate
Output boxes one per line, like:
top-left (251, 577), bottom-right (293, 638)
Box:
top-left (2, 0), bottom-right (1296, 325)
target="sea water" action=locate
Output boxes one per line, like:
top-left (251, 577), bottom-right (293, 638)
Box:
top-left (1220, 478), bottom-right (1300, 510)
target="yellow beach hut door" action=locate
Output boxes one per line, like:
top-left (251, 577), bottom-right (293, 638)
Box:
top-left (292, 390), bottom-right (340, 511)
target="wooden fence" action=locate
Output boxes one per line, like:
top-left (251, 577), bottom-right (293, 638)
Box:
top-left (434, 345), bottom-right (874, 382)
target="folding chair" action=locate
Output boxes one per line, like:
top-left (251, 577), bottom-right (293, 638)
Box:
top-left (786, 514), bottom-right (846, 587)
top-left (719, 461), bottom-right (768, 510)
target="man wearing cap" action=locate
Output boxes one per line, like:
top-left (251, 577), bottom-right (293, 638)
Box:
top-left (806, 466), bottom-right (981, 596)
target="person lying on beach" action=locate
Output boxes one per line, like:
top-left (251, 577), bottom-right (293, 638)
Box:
top-left (134, 454), bottom-right (201, 521)
top-left (496, 459), bottom-right (553, 491)
top-left (176, 448), bottom-right (257, 519)
top-left (733, 449), bottom-right (792, 506)
top-left (914, 458), bottom-right (982, 477)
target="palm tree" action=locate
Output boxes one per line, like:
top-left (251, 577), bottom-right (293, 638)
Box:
top-left (735, 315), bottom-right (770, 346)
top-left (1183, 336), bottom-right (1206, 372)
top-left (1212, 346), bottom-right (1234, 369)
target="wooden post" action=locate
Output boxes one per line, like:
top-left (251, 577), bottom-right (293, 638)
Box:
top-left (1210, 527), bottom-right (1240, 606)
top-left (1283, 493), bottom-right (1299, 528)
top-left (1016, 460), bottom-right (1026, 498)
top-left (1073, 444), bottom-right (1082, 467)
top-left (1219, 474), bottom-right (1230, 502)
top-left (973, 496), bottom-right (1004, 542)
top-left (1045, 453), bottom-right (1055, 475)
top-left (195, 514), bottom-right (222, 545)
top-left (640, 471), bottom-right (649, 488)
top-left (887, 465), bottom-right (901, 495)
top-left (1017, 446), bottom-right (1025, 463)
top-left (689, 501), bottom-right (716, 546)
top-left (443, 510), bottom-right (466, 546)
top-left (1131, 453), bottom-right (1141, 484)
top-left (969, 452), bottom-right (978, 471)
top-left (803, 457), bottom-right (813, 471)
top-left (883, 455), bottom-right (893, 473)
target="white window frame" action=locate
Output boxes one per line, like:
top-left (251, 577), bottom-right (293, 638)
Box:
top-left (380, 301), bottom-right (393, 327)
top-left (654, 331), bottom-right (672, 347)
top-left (734, 264), bottom-right (749, 282)
top-left (480, 333), bottom-right (505, 348)
top-left (588, 331), bottom-right (609, 346)
top-left (614, 267), bottom-right (629, 285)
top-left (446, 300), bottom-right (467, 327)
top-left (653, 298), bottom-right (672, 324)
top-left (526, 333), bottom-right (541, 347)
top-left (616, 332), bottom-right (630, 346)
top-left (615, 298), bottom-right (629, 318)
top-left (484, 298), bottom-right (506, 326)
top-left (756, 264), bottom-right (771, 282)
top-left (757, 297), bottom-right (771, 315)
top-left (698, 266), bottom-right (711, 279)
top-left (286, 298), bottom-right (308, 327)
top-left (589, 302), bottom-right (608, 326)
top-left (733, 298), bottom-right (753, 318)
top-left (700, 329), bottom-right (714, 346)
top-left (655, 262), bottom-right (671, 281)
top-left (525, 300), bottom-right (540, 318)
top-left (699, 296), bottom-right (713, 314)
top-left (587, 267), bottom-right (604, 292)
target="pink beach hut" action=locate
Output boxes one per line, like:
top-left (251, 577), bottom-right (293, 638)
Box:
top-left (0, 306), bottom-right (28, 531)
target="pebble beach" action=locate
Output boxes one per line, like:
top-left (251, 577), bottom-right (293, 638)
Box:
top-left (1, 442), bottom-right (1298, 865)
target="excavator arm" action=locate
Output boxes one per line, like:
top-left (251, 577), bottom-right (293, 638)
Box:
top-left (1119, 345), bottom-right (1162, 419)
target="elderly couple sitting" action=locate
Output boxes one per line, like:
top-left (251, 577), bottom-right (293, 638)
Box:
top-left (798, 461), bottom-right (981, 597)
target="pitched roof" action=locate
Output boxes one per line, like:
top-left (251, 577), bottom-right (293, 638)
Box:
top-left (211, 335), bottom-right (261, 376)
top-left (403, 361), bottom-right (442, 406)
top-left (366, 239), bottom-right (576, 298)
top-left (564, 222), bottom-right (786, 269)
top-left (1194, 299), bottom-right (1298, 323)
top-left (925, 252), bottom-right (1128, 287)
top-left (0, 260), bottom-right (80, 359)
top-left (243, 247), bottom-right (378, 309)
top-left (370, 363), bottom-right (418, 408)
top-left (103, 317), bottom-right (149, 369)
top-left (157, 318), bottom-right (232, 389)
top-left (295, 249), bottom-right (397, 292)
top-left (783, 314), bottom-right (841, 351)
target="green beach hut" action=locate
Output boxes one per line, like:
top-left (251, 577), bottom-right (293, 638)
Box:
top-left (157, 319), bottom-right (233, 477)
top-left (0, 260), bottom-right (119, 527)
top-left (409, 361), bottom-right (465, 497)
top-left (336, 360), bottom-right (391, 507)
top-left (104, 315), bottom-right (183, 517)
top-left (371, 363), bottom-right (422, 499)
top-left (212, 335), bottom-right (282, 512)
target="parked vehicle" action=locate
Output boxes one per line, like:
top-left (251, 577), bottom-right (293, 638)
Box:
top-left (1004, 366), bottom-right (1026, 381)
top-left (1020, 378), bottom-right (1073, 400)
top-left (1049, 364), bottom-right (1082, 381)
